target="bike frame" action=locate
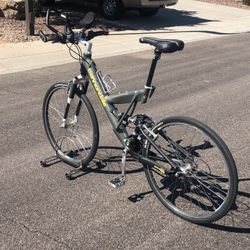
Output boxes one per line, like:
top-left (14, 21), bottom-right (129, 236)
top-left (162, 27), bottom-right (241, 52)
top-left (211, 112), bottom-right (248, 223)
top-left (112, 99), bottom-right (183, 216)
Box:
top-left (64, 40), bottom-right (177, 171)
top-left (78, 41), bottom-right (160, 148)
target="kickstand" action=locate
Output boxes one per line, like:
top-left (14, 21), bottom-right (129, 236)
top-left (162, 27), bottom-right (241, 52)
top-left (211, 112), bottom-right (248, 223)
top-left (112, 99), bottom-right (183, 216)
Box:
top-left (40, 155), bottom-right (61, 167)
top-left (108, 148), bottom-right (128, 188)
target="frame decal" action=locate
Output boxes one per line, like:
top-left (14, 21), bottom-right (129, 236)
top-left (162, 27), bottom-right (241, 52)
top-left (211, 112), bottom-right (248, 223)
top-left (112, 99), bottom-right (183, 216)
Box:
top-left (87, 68), bottom-right (107, 107)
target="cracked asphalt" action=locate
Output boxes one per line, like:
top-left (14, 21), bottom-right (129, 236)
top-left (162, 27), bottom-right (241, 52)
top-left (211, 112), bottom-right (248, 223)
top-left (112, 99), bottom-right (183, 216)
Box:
top-left (0, 33), bottom-right (250, 249)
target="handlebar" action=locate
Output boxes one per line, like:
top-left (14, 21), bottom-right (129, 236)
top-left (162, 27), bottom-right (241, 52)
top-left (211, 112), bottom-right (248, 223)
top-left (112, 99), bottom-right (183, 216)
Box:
top-left (38, 8), bottom-right (109, 44)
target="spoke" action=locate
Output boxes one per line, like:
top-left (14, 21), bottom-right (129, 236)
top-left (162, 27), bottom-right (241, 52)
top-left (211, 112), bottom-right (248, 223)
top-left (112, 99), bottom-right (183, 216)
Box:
top-left (49, 104), bottom-right (64, 120)
top-left (74, 136), bottom-right (88, 158)
top-left (192, 174), bottom-right (228, 199)
top-left (191, 174), bottom-right (226, 200)
top-left (187, 179), bottom-right (202, 209)
top-left (74, 123), bottom-right (93, 131)
top-left (195, 168), bottom-right (229, 187)
top-left (48, 114), bottom-right (62, 124)
top-left (186, 177), bottom-right (219, 211)
top-left (67, 128), bottom-right (93, 145)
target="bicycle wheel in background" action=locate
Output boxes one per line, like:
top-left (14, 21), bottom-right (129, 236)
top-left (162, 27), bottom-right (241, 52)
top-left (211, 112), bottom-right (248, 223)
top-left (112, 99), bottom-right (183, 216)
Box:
top-left (143, 116), bottom-right (238, 224)
top-left (43, 83), bottom-right (99, 167)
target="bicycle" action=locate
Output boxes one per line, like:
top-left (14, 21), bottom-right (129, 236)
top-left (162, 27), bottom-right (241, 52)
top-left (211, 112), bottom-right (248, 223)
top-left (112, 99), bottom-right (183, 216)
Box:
top-left (39, 9), bottom-right (238, 224)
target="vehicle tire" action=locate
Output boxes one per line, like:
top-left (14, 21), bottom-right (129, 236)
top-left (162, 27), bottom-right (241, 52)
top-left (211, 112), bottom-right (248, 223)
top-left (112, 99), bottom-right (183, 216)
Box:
top-left (143, 116), bottom-right (238, 224)
top-left (138, 8), bottom-right (159, 17)
top-left (43, 83), bottom-right (99, 167)
top-left (38, 0), bottom-right (55, 5)
top-left (101, 0), bottom-right (123, 20)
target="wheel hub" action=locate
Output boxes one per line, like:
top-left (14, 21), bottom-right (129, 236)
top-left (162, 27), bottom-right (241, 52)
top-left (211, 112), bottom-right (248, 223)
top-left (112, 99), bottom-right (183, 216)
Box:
top-left (179, 163), bottom-right (193, 175)
top-left (104, 0), bottom-right (117, 15)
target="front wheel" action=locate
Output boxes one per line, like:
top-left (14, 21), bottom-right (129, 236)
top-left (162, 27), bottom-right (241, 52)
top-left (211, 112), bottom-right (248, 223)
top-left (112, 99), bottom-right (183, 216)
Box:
top-left (43, 83), bottom-right (99, 167)
top-left (143, 116), bottom-right (238, 224)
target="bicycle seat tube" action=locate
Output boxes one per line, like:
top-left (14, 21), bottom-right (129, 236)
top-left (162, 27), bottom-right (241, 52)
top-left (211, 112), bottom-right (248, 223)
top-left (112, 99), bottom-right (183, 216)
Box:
top-left (141, 49), bottom-right (161, 104)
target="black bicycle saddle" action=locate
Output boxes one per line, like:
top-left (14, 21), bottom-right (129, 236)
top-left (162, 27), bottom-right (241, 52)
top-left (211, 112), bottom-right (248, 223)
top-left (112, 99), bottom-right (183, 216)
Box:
top-left (139, 37), bottom-right (184, 53)
top-left (77, 12), bottom-right (95, 30)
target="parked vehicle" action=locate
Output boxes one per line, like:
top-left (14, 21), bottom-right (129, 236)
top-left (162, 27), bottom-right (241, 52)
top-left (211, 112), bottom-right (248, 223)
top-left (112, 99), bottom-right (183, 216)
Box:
top-left (38, 0), bottom-right (178, 20)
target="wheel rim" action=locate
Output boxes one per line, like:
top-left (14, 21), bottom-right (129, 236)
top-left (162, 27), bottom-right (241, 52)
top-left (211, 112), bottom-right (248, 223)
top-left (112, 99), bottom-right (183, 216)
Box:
top-left (45, 85), bottom-right (94, 163)
top-left (103, 0), bottom-right (118, 16)
top-left (146, 121), bottom-right (232, 220)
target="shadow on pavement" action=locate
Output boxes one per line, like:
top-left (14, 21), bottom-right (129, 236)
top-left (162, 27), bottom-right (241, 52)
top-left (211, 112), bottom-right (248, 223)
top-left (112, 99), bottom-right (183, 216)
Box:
top-left (41, 2), bottom-right (220, 32)
top-left (38, 2), bottom-right (242, 38)
top-left (202, 178), bottom-right (250, 233)
top-left (40, 145), bottom-right (250, 232)
top-left (109, 8), bottom-right (215, 30)
top-left (40, 145), bottom-right (143, 178)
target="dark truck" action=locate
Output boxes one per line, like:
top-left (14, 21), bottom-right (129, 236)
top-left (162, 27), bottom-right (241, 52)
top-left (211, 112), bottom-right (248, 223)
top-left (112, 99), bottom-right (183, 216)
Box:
top-left (38, 0), bottom-right (178, 20)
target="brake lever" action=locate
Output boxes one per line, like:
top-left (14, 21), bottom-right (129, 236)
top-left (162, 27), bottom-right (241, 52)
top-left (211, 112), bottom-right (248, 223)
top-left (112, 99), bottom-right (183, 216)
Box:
top-left (98, 25), bottom-right (109, 35)
top-left (52, 34), bottom-right (67, 44)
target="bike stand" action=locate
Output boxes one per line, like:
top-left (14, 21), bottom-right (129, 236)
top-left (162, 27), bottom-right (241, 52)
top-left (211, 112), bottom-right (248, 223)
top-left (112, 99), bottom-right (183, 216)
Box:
top-left (64, 162), bottom-right (86, 180)
top-left (40, 155), bottom-right (61, 168)
top-left (108, 148), bottom-right (127, 188)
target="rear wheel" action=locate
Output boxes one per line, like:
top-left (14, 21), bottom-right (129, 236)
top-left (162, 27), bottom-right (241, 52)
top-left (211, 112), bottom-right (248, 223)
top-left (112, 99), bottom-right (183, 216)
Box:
top-left (144, 116), bottom-right (238, 224)
top-left (101, 0), bottom-right (123, 20)
top-left (43, 83), bottom-right (99, 167)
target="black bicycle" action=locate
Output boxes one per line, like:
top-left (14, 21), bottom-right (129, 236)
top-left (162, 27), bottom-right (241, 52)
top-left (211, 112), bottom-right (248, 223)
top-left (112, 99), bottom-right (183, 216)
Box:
top-left (39, 9), bottom-right (238, 224)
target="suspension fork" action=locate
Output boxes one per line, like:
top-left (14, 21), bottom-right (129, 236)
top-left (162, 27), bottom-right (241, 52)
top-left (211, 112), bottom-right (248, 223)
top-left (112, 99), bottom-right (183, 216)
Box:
top-left (73, 64), bottom-right (90, 118)
top-left (62, 75), bottom-right (89, 127)
top-left (75, 77), bottom-right (90, 117)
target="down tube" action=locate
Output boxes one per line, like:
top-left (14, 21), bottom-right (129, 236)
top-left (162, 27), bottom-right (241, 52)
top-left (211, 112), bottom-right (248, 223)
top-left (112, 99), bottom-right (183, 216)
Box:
top-left (85, 62), bottom-right (129, 146)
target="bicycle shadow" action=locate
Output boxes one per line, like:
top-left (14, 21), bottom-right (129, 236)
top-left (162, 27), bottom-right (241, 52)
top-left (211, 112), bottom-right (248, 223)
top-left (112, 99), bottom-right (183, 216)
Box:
top-left (130, 178), bottom-right (250, 233)
top-left (41, 145), bottom-right (143, 178)
top-left (41, 146), bottom-right (250, 233)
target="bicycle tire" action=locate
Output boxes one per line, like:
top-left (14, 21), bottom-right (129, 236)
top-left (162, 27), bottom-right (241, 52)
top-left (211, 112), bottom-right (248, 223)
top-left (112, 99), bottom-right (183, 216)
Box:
top-left (143, 116), bottom-right (238, 224)
top-left (43, 82), bottom-right (99, 167)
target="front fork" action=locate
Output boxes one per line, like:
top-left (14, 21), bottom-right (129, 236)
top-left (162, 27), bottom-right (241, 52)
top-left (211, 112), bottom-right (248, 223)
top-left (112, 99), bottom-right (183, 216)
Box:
top-left (62, 75), bottom-right (89, 128)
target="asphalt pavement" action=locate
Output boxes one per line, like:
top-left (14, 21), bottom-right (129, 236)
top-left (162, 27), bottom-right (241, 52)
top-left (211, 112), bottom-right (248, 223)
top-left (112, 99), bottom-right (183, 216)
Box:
top-left (0, 33), bottom-right (249, 249)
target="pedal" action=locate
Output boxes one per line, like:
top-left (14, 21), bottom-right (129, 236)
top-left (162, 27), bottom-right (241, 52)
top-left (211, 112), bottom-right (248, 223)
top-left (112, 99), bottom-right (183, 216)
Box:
top-left (108, 176), bottom-right (125, 189)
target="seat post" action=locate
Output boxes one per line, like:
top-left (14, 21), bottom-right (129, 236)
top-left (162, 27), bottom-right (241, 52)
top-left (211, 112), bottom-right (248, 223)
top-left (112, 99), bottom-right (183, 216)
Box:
top-left (146, 49), bottom-right (161, 87)
top-left (141, 49), bottom-right (161, 104)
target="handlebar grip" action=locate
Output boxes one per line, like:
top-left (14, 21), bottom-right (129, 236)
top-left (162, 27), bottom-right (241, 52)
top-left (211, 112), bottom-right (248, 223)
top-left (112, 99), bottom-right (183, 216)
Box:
top-left (38, 29), bottom-right (66, 44)
top-left (100, 25), bottom-right (109, 34)
top-left (38, 30), bottom-right (47, 43)
top-left (86, 29), bottom-right (109, 41)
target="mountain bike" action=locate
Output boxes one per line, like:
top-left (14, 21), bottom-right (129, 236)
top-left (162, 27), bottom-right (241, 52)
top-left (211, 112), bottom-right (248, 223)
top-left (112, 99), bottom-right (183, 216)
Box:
top-left (39, 9), bottom-right (238, 224)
